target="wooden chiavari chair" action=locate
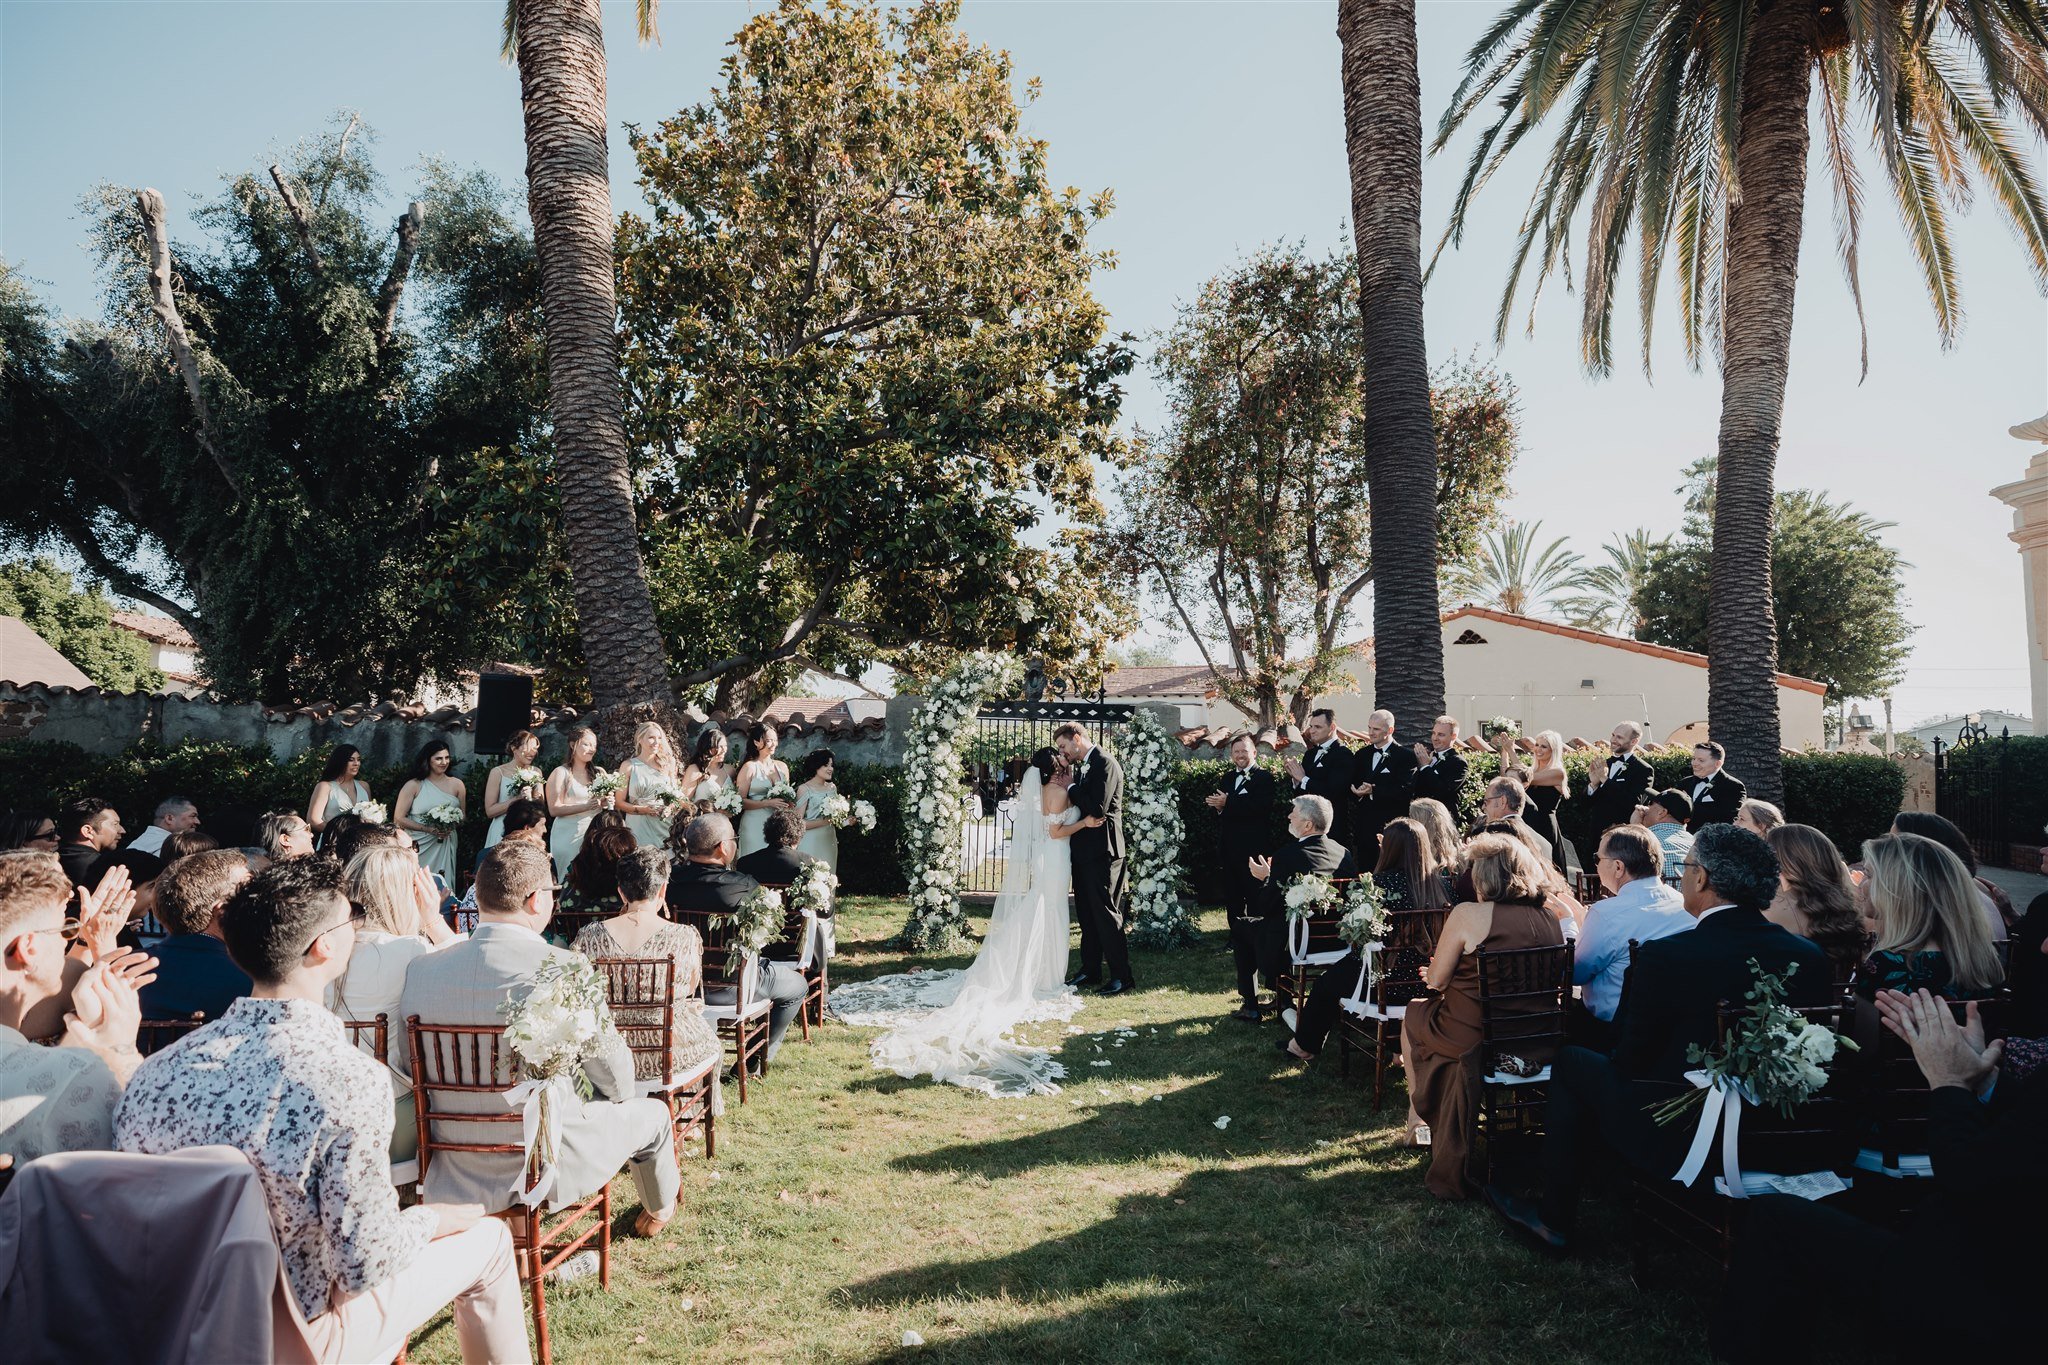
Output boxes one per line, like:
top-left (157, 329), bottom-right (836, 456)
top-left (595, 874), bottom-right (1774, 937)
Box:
top-left (670, 907), bottom-right (772, 1103)
top-left (591, 956), bottom-right (718, 1159)
top-left (1471, 942), bottom-right (1575, 1184)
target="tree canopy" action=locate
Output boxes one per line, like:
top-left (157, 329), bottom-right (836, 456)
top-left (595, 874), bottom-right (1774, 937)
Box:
top-left (1632, 463), bottom-right (1913, 703)
top-left (1105, 243), bottom-right (1518, 727)
top-left (614, 0), bottom-right (1135, 710)
top-left (0, 558), bottom-right (163, 692)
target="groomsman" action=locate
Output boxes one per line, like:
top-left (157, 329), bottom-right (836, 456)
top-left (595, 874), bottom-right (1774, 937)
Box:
top-left (1285, 709), bottom-right (1356, 848)
top-left (1348, 709), bottom-right (1417, 867)
top-left (1412, 715), bottom-right (1470, 815)
top-left (1576, 721), bottom-right (1656, 866)
top-left (1685, 741), bottom-right (1746, 831)
top-left (1207, 734), bottom-right (1279, 1021)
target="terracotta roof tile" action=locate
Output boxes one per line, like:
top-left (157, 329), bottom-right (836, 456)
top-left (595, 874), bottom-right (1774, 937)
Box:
top-left (109, 610), bottom-right (198, 650)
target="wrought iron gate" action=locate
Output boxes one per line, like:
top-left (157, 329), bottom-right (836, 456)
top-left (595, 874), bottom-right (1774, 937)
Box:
top-left (957, 697), bottom-right (1134, 895)
top-left (1933, 728), bottom-right (2016, 868)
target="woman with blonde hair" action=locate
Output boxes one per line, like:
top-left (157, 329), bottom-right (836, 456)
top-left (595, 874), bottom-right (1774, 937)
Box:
top-left (1524, 730), bottom-right (1572, 875)
top-left (619, 721), bottom-right (682, 849)
top-left (1735, 798), bottom-right (1785, 837)
top-left (1856, 832), bottom-right (2005, 999)
top-left (1408, 797), bottom-right (1463, 871)
top-left (1765, 824), bottom-right (1868, 977)
top-left (1400, 834), bottom-right (1565, 1197)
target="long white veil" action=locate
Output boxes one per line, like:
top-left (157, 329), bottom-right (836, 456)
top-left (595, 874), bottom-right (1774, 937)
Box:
top-left (988, 768), bottom-right (1048, 933)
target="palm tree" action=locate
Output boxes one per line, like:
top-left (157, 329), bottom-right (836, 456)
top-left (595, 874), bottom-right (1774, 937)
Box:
top-left (1446, 521), bottom-right (1588, 617)
top-left (1558, 529), bottom-right (1667, 636)
top-left (1433, 1), bottom-right (2048, 804)
top-left (1339, 0), bottom-right (1445, 747)
top-left (504, 0), bottom-right (675, 728)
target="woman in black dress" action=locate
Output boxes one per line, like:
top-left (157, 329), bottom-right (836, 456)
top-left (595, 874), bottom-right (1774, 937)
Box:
top-left (1524, 729), bottom-right (1572, 876)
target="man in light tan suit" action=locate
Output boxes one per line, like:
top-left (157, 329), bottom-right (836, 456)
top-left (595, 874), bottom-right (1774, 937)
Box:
top-left (396, 840), bottom-right (679, 1235)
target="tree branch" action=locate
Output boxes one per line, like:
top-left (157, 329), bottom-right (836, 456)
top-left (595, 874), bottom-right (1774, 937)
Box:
top-left (135, 189), bottom-right (237, 493)
top-left (375, 201), bottom-right (424, 346)
top-left (317, 113), bottom-right (362, 210)
top-left (267, 165), bottom-right (326, 275)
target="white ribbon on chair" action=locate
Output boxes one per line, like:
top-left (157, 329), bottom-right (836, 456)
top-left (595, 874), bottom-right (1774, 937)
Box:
top-left (507, 1072), bottom-right (574, 1208)
top-left (1288, 914), bottom-right (1310, 966)
top-left (1346, 941), bottom-right (1383, 1006)
top-left (1670, 1068), bottom-right (1753, 1199)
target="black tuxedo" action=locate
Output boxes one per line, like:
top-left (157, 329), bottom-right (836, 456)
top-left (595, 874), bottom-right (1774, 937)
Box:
top-left (664, 861), bottom-right (808, 1062)
top-left (1412, 748), bottom-right (1469, 816)
top-left (1577, 750), bottom-right (1655, 834)
top-left (1685, 769), bottom-right (1747, 832)
top-left (1537, 904), bottom-right (1831, 1234)
top-left (1350, 741), bottom-right (1418, 864)
top-left (734, 846), bottom-right (823, 900)
top-left (1294, 740), bottom-right (1356, 846)
top-left (1068, 745), bottom-right (1131, 985)
top-left (1215, 764), bottom-right (1278, 1007)
top-left (58, 840), bottom-right (114, 891)
top-left (1248, 833), bottom-right (1358, 996)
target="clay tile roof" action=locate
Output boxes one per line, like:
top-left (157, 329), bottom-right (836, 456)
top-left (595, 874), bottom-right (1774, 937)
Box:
top-left (1437, 606), bottom-right (1829, 696)
top-left (0, 617), bottom-right (95, 690)
top-left (709, 696), bottom-right (886, 739)
top-left (1102, 666), bottom-right (1238, 699)
top-left (109, 610), bottom-right (197, 650)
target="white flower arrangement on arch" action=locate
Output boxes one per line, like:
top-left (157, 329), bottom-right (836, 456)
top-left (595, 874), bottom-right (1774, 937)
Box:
top-left (897, 652), bottom-right (1021, 951)
top-left (1124, 707), bottom-right (1194, 948)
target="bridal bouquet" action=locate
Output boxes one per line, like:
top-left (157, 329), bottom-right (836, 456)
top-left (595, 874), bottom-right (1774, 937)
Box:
top-left (415, 805), bottom-right (464, 837)
top-left (501, 955), bottom-right (610, 1205)
top-left (706, 785), bottom-right (745, 817)
top-left (1283, 872), bottom-right (1341, 919)
top-left (514, 766), bottom-right (545, 793)
top-left (788, 861), bottom-right (838, 917)
top-left (351, 799), bottom-right (388, 825)
top-left (819, 792), bottom-right (853, 827)
top-left (1337, 876), bottom-right (1389, 948)
top-left (1650, 960), bottom-right (1856, 1126)
top-left (716, 885), bottom-right (786, 953)
top-left (586, 769), bottom-right (624, 802)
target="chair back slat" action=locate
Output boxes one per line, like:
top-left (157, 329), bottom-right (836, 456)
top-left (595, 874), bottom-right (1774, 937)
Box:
top-left (672, 905), bottom-right (754, 997)
top-left (1858, 993), bottom-right (2006, 1168)
top-left (1714, 999), bottom-right (1861, 1172)
top-left (1474, 942), bottom-right (1574, 1067)
top-left (404, 1017), bottom-right (526, 1179)
top-left (594, 956), bottom-right (678, 1088)
top-left (1375, 907), bottom-right (1451, 1008)
top-left (342, 1014), bottom-right (389, 1067)
top-left (136, 1014), bottom-right (206, 1057)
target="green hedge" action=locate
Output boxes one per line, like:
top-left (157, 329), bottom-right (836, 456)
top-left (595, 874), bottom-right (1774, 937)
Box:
top-left (1944, 735), bottom-right (2048, 847)
top-left (826, 762), bottom-right (906, 896)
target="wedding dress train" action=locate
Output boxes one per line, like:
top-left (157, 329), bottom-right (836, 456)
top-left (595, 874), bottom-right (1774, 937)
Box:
top-left (831, 770), bottom-right (1080, 1096)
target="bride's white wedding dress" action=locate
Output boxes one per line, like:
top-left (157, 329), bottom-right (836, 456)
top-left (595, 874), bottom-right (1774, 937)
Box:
top-left (831, 770), bottom-right (1080, 1096)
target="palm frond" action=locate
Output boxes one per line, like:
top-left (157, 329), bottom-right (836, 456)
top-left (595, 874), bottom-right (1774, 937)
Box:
top-left (1916, 38), bottom-right (2048, 284)
top-left (1818, 50), bottom-right (1872, 379)
top-left (1877, 117), bottom-right (1964, 344)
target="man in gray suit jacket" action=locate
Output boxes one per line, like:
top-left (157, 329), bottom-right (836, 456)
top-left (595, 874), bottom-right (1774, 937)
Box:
top-left (397, 840), bottom-right (680, 1235)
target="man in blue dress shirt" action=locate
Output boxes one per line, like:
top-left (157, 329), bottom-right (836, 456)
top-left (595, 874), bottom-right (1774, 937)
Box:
top-left (1569, 824), bottom-right (1691, 1049)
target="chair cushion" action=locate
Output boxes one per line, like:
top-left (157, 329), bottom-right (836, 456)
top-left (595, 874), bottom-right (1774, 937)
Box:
top-left (1339, 999), bottom-right (1404, 1021)
top-left (635, 1056), bottom-right (719, 1098)
top-left (1853, 1147), bottom-right (1933, 1179)
top-left (1291, 949), bottom-right (1350, 969)
top-left (1482, 1066), bottom-right (1552, 1086)
top-left (388, 1158), bottom-right (419, 1188)
top-left (703, 999), bottom-right (772, 1023)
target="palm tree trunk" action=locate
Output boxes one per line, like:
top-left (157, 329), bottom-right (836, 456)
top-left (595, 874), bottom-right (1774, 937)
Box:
top-left (514, 0), bottom-right (674, 726)
top-left (1339, 0), bottom-right (1443, 746)
top-left (1708, 0), bottom-right (1813, 805)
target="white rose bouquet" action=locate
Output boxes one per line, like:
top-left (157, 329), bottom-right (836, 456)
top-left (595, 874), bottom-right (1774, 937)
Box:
top-left (788, 861), bottom-right (838, 917)
top-left (716, 885), bottom-right (786, 953)
top-left (415, 804), bottom-right (464, 837)
top-left (707, 785), bottom-right (745, 817)
top-left (1338, 876), bottom-right (1389, 947)
top-left (501, 955), bottom-right (612, 1205)
top-left (648, 781), bottom-right (685, 817)
top-left (850, 798), bottom-right (878, 833)
top-left (1283, 872), bottom-right (1340, 920)
top-left (352, 799), bottom-right (388, 825)
top-left (765, 779), bottom-right (798, 804)
top-left (1651, 960), bottom-right (1857, 1127)
top-left (514, 766), bottom-right (545, 792)
top-left (586, 769), bottom-right (624, 802)
top-left (819, 792), bottom-right (853, 828)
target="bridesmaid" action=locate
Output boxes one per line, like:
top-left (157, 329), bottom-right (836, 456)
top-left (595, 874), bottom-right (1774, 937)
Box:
top-left (681, 728), bottom-right (732, 805)
top-left (619, 722), bottom-right (682, 849)
top-left (733, 721), bottom-right (791, 858)
top-left (794, 748), bottom-right (840, 874)
top-left (394, 738), bottom-right (465, 890)
top-left (547, 727), bottom-right (609, 882)
top-left (307, 744), bottom-right (372, 841)
top-left (1524, 729), bottom-right (1573, 875)
top-left (482, 729), bottom-right (545, 850)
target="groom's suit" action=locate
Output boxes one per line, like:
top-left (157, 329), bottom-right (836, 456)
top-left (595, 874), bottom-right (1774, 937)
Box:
top-left (1068, 744), bottom-right (1132, 986)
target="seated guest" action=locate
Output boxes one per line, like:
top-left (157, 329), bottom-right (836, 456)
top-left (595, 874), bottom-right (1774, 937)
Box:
top-left (1891, 810), bottom-right (2014, 941)
top-left (1279, 816), bottom-right (1447, 1060)
top-left (666, 813), bottom-right (812, 1074)
top-left (470, 797), bottom-right (548, 884)
top-left (1247, 794), bottom-right (1358, 1027)
top-left (1854, 832), bottom-right (2004, 1000)
top-left (0, 811), bottom-right (60, 853)
top-left (1569, 825), bottom-right (1690, 1049)
top-left (1638, 788), bottom-right (1695, 880)
top-left (161, 828), bottom-right (219, 863)
top-left (1484, 823), bottom-right (1831, 1252)
top-left (571, 848), bottom-right (723, 1109)
top-left (1471, 776), bottom-right (1551, 867)
top-left (1407, 797), bottom-right (1463, 871)
top-left (331, 814), bottom-right (409, 869)
top-left (126, 796), bottom-right (199, 857)
top-left (1399, 835), bottom-right (1564, 1196)
top-left (115, 858), bottom-right (529, 1364)
top-left (736, 808), bottom-right (820, 888)
top-left (257, 810), bottom-right (317, 862)
top-left (1713, 988), bottom-right (2035, 1361)
top-left (1764, 823), bottom-right (1868, 978)
top-left (1733, 797), bottom-right (1783, 838)
top-left (0, 852), bottom-right (154, 1163)
top-left (559, 821), bottom-right (637, 918)
top-left (56, 797), bottom-right (124, 889)
top-left (138, 849), bottom-right (252, 1022)
top-left (334, 845), bottom-right (462, 1063)
top-left (398, 841), bottom-right (680, 1233)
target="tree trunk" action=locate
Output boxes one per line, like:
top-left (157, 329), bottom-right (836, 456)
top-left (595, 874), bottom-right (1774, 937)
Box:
top-left (1708, 0), bottom-right (1813, 806)
top-left (514, 0), bottom-right (676, 745)
top-left (1339, 0), bottom-right (1443, 747)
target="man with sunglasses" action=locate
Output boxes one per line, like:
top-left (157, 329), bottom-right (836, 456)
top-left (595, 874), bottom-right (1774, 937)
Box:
top-left (116, 857), bottom-right (528, 1364)
top-left (1567, 825), bottom-right (1690, 1050)
top-left (0, 852), bottom-right (156, 1164)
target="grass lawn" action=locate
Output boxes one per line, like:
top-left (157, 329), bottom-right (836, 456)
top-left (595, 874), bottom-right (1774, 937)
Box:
top-left (407, 897), bottom-right (1727, 1363)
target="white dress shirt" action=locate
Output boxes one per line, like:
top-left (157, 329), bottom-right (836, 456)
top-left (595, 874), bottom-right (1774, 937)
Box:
top-left (125, 826), bottom-right (170, 856)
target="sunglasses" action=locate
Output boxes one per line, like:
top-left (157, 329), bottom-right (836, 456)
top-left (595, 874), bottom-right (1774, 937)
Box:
top-left (298, 905), bottom-right (368, 957)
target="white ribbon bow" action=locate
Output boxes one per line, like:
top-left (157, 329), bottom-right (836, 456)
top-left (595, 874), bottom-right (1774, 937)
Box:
top-left (1671, 1068), bottom-right (1752, 1198)
top-left (507, 1073), bottom-right (573, 1208)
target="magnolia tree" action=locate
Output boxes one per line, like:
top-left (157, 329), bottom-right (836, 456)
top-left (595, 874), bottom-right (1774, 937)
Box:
top-left (898, 652), bottom-right (1022, 951)
top-left (1123, 708), bottom-right (1192, 947)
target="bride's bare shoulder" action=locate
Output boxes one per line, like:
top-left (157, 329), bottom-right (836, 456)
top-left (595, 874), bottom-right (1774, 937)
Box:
top-left (1041, 783), bottom-right (1071, 813)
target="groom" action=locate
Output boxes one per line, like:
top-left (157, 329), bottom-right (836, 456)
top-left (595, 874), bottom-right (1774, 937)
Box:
top-left (1054, 721), bottom-right (1133, 996)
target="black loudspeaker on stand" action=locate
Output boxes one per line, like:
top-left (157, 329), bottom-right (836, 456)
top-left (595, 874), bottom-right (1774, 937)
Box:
top-left (474, 672), bottom-right (534, 755)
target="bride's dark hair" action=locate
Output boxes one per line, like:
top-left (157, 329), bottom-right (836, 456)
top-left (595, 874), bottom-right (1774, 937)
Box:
top-left (1027, 747), bottom-right (1061, 784)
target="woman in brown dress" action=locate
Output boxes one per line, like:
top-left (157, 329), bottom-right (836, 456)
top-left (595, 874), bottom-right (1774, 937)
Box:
top-left (1400, 833), bottom-right (1565, 1199)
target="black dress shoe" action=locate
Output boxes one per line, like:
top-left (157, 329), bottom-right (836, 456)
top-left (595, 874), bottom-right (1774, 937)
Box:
top-left (1230, 1005), bottom-right (1263, 1023)
top-left (1067, 970), bottom-right (1101, 988)
top-left (1096, 978), bottom-right (1131, 997)
top-left (1482, 1185), bottom-right (1570, 1257)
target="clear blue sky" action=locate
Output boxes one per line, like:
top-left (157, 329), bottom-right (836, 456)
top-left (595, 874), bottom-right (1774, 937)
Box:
top-left (4, 0), bottom-right (2041, 726)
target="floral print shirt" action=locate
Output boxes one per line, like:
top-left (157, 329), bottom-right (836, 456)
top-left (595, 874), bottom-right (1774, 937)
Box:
top-left (112, 997), bottom-right (435, 1319)
top-left (0, 1025), bottom-right (119, 1162)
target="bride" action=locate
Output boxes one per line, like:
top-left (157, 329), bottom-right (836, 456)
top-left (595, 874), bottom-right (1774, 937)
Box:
top-left (833, 748), bottom-right (1103, 1097)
